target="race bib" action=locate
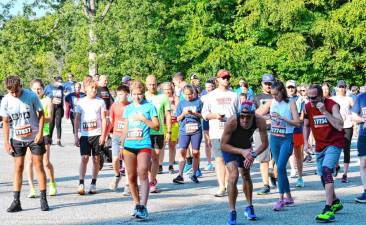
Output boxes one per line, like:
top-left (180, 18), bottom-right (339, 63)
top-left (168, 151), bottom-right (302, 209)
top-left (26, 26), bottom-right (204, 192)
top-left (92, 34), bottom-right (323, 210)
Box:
top-left (185, 123), bottom-right (199, 134)
top-left (82, 120), bottom-right (97, 131)
top-left (15, 124), bottom-right (33, 138)
top-left (127, 128), bottom-right (143, 140)
top-left (52, 97), bottom-right (62, 105)
top-left (116, 120), bottom-right (125, 132)
top-left (271, 125), bottom-right (286, 137)
top-left (313, 115), bottom-right (329, 128)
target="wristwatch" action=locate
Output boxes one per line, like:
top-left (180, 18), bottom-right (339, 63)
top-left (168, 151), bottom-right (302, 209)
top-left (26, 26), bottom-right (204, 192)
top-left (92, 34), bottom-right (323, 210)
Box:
top-left (250, 151), bottom-right (257, 159)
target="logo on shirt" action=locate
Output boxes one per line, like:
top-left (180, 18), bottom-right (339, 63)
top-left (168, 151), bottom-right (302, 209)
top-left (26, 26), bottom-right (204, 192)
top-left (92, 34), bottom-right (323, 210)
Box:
top-left (216, 98), bottom-right (233, 105)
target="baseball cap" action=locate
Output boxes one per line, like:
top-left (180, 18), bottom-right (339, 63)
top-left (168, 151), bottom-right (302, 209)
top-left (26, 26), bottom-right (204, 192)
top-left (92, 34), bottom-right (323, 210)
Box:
top-left (286, 80), bottom-right (296, 88)
top-left (217, 69), bottom-right (230, 78)
top-left (54, 76), bottom-right (63, 82)
top-left (337, 80), bottom-right (346, 87)
top-left (351, 86), bottom-right (358, 91)
top-left (190, 73), bottom-right (199, 80)
top-left (240, 101), bottom-right (255, 114)
top-left (262, 74), bottom-right (274, 83)
top-left (121, 75), bottom-right (132, 83)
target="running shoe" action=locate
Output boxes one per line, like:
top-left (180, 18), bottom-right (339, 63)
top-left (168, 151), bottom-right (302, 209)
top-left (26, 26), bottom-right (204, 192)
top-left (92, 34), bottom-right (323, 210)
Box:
top-left (355, 192), bottom-right (366, 203)
top-left (49, 182), bottom-right (57, 196)
top-left (173, 175), bottom-right (184, 184)
top-left (183, 163), bottom-right (192, 174)
top-left (283, 198), bottom-right (295, 207)
top-left (123, 185), bottom-right (131, 196)
top-left (168, 165), bottom-right (174, 174)
top-left (149, 180), bottom-right (159, 193)
top-left (28, 188), bottom-right (37, 198)
top-left (89, 184), bottom-right (97, 194)
top-left (270, 176), bottom-right (277, 190)
top-left (227, 210), bottom-right (237, 225)
top-left (195, 169), bottom-right (202, 178)
top-left (290, 169), bottom-right (297, 178)
top-left (341, 174), bottom-right (348, 183)
top-left (316, 206), bottom-right (335, 223)
top-left (109, 176), bottom-right (121, 191)
top-left (244, 205), bottom-right (257, 220)
top-left (303, 155), bottom-right (312, 163)
top-left (7, 200), bottom-right (22, 213)
top-left (135, 205), bottom-right (149, 220)
top-left (57, 140), bottom-right (63, 147)
top-left (40, 197), bottom-right (49, 211)
top-left (205, 163), bottom-right (214, 171)
top-left (78, 184), bottom-right (85, 195)
top-left (158, 165), bottom-right (163, 174)
top-left (257, 185), bottom-right (270, 195)
top-left (190, 174), bottom-right (199, 183)
top-left (273, 200), bottom-right (285, 211)
top-left (214, 188), bottom-right (227, 197)
top-left (131, 205), bottom-right (139, 217)
top-left (295, 177), bottom-right (305, 188)
top-left (331, 199), bottom-right (343, 213)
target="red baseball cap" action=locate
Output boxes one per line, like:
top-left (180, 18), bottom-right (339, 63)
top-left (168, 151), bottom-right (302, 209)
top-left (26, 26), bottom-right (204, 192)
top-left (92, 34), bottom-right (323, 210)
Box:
top-left (217, 69), bottom-right (230, 78)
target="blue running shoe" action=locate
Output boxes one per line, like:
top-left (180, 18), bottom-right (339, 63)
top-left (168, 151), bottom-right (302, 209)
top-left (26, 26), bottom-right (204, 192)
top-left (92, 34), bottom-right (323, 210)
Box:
top-left (228, 210), bottom-right (237, 225)
top-left (195, 169), bottom-right (202, 178)
top-left (135, 205), bottom-right (149, 220)
top-left (244, 205), bottom-right (257, 220)
top-left (183, 163), bottom-right (192, 174)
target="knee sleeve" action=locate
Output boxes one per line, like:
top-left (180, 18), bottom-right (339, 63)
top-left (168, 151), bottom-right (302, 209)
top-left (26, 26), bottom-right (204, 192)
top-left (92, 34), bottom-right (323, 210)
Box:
top-left (322, 166), bottom-right (334, 185)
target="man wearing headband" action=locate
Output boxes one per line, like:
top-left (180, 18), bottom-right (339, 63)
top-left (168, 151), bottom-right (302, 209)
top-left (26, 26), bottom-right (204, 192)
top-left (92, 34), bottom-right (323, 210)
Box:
top-left (221, 101), bottom-right (268, 224)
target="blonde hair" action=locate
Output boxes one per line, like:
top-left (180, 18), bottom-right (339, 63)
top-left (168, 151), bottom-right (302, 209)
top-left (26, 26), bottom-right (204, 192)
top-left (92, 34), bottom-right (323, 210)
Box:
top-left (130, 80), bottom-right (145, 93)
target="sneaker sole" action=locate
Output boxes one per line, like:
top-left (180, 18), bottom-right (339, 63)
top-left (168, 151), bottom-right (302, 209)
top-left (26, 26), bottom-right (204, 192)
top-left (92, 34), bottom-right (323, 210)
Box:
top-left (316, 218), bottom-right (335, 223)
top-left (244, 213), bottom-right (257, 220)
top-left (88, 191), bottom-right (97, 194)
top-left (355, 198), bottom-right (366, 203)
top-left (173, 180), bottom-right (184, 184)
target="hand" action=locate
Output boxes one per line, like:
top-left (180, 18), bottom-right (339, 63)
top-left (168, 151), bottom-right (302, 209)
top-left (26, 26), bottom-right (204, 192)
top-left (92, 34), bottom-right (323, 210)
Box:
top-left (104, 135), bottom-right (109, 143)
top-left (132, 113), bottom-right (146, 122)
top-left (316, 102), bottom-right (326, 114)
top-left (34, 133), bottom-right (43, 144)
top-left (241, 149), bottom-right (253, 161)
top-left (165, 133), bottom-right (171, 143)
top-left (217, 113), bottom-right (226, 121)
top-left (4, 142), bottom-right (14, 155)
top-left (244, 157), bottom-right (254, 169)
top-left (99, 136), bottom-right (106, 146)
top-left (74, 136), bottom-right (80, 147)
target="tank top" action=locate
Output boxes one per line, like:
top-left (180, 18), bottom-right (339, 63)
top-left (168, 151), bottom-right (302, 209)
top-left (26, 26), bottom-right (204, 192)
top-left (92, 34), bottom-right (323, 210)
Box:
top-left (41, 97), bottom-right (50, 136)
top-left (305, 98), bottom-right (344, 152)
top-left (228, 114), bottom-right (257, 149)
top-left (270, 99), bottom-right (295, 137)
top-left (331, 95), bottom-right (353, 128)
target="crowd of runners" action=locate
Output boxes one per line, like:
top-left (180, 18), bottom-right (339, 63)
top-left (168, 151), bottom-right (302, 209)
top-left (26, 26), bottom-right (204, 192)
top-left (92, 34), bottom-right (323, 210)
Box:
top-left (1, 70), bottom-right (366, 224)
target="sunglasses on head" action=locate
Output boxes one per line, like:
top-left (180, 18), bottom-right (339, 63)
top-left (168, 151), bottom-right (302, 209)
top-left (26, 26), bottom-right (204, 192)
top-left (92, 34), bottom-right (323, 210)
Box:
top-left (308, 96), bottom-right (318, 100)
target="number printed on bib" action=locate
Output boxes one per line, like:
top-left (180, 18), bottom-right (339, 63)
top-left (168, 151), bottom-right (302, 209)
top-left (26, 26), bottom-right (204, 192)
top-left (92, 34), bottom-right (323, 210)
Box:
top-left (82, 120), bottom-right (97, 131)
top-left (15, 124), bottom-right (33, 138)
top-left (313, 115), bottom-right (329, 128)
top-left (271, 125), bottom-right (286, 137)
top-left (116, 120), bottom-right (125, 132)
top-left (185, 123), bottom-right (199, 134)
top-left (127, 128), bottom-right (143, 140)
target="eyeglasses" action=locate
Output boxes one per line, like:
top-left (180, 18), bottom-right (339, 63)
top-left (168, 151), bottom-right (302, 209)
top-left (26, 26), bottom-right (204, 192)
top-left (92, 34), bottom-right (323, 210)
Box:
top-left (308, 96), bottom-right (318, 100)
top-left (240, 114), bottom-right (253, 119)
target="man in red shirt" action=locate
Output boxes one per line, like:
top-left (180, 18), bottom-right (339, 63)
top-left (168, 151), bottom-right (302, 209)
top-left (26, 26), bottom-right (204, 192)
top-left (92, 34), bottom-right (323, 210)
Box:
top-left (304, 84), bottom-right (344, 223)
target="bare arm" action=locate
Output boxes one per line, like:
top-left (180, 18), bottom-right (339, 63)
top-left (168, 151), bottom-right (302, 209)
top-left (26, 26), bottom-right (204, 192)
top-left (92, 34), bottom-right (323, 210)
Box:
top-left (326, 104), bottom-right (344, 131)
top-left (74, 112), bottom-right (80, 146)
top-left (35, 111), bottom-right (44, 144)
top-left (46, 98), bottom-right (53, 123)
top-left (99, 111), bottom-right (107, 145)
top-left (2, 116), bottom-right (12, 154)
top-left (255, 101), bottom-right (271, 116)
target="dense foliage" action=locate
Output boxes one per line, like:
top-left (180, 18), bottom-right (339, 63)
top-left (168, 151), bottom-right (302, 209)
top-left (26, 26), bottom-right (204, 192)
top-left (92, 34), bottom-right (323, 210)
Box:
top-left (0, 0), bottom-right (365, 92)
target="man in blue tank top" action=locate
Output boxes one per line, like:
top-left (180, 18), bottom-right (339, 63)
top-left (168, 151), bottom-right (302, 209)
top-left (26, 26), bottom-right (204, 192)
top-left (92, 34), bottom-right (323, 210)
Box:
top-left (221, 102), bottom-right (268, 225)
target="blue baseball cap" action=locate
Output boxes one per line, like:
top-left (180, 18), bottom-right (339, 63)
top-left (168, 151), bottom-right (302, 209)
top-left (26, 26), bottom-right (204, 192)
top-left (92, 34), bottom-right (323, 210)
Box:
top-left (262, 74), bottom-right (274, 83)
top-left (240, 101), bottom-right (256, 114)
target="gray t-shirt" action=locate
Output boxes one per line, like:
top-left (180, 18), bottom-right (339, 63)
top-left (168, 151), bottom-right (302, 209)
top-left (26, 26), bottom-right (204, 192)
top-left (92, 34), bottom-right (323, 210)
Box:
top-left (0, 89), bottom-right (43, 142)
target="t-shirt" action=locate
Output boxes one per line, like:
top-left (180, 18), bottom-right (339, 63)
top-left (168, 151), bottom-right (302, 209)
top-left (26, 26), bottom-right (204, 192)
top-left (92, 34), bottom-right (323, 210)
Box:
top-left (123, 100), bottom-right (158, 149)
top-left (75, 97), bottom-right (107, 137)
top-left (175, 98), bottom-right (203, 135)
top-left (0, 89), bottom-right (43, 142)
top-left (97, 86), bottom-right (114, 110)
top-left (331, 95), bottom-right (353, 128)
top-left (65, 92), bottom-right (86, 113)
top-left (235, 87), bottom-right (254, 101)
top-left (41, 97), bottom-right (51, 136)
top-left (202, 89), bottom-right (240, 139)
top-left (145, 93), bottom-right (171, 135)
top-left (352, 92), bottom-right (366, 136)
top-left (63, 81), bottom-right (76, 94)
top-left (291, 96), bottom-right (305, 134)
top-left (44, 84), bottom-right (64, 106)
top-left (110, 101), bottom-right (128, 137)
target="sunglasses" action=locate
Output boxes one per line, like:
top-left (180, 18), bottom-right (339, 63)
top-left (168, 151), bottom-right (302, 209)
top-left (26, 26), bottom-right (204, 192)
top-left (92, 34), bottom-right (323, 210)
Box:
top-left (308, 96), bottom-right (319, 100)
top-left (338, 86), bottom-right (345, 89)
top-left (221, 76), bottom-right (230, 80)
top-left (264, 82), bottom-right (272, 86)
top-left (240, 113), bottom-right (253, 119)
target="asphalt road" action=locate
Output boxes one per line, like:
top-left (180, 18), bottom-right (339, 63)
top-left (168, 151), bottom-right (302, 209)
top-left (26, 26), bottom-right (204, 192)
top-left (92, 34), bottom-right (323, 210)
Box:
top-left (0, 121), bottom-right (365, 225)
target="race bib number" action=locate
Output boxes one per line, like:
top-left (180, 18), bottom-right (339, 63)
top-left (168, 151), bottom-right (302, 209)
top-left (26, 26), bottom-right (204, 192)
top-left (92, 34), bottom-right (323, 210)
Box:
top-left (116, 120), bottom-right (125, 132)
top-left (313, 115), bottom-right (329, 128)
top-left (127, 128), bottom-right (143, 140)
top-left (82, 120), bottom-right (97, 131)
top-left (15, 124), bottom-right (33, 138)
top-left (185, 123), bottom-right (199, 134)
top-left (271, 125), bottom-right (286, 137)
top-left (52, 97), bottom-right (62, 105)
